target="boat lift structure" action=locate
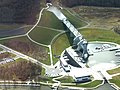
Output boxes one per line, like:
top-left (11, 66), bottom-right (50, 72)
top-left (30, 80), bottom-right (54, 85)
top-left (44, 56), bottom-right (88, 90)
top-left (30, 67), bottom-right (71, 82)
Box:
top-left (48, 6), bottom-right (89, 61)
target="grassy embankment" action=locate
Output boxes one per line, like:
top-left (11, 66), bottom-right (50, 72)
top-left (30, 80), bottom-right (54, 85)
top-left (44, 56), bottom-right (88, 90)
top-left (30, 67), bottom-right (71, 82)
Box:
top-left (29, 27), bottom-right (60, 45)
top-left (107, 67), bottom-right (120, 75)
top-left (29, 10), bottom-right (66, 45)
top-left (38, 10), bottom-right (65, 30)
top-left (61, 9), bottom-right (86, 28)
top-left (80, 28), bottom-right (120, 44)
top-left (37, 9), bottom-right (86, 30)
top-left (52, 32), bottom-right (73, 64)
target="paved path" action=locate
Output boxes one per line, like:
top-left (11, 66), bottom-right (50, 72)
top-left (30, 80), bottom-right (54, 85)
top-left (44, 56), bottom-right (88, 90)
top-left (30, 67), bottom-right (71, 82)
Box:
top-left (100, 70), bottom-right (112, 80)
top-left (0, 34), bottom-right (26, 41)
top-left (26, 3), bottom-right (50, 35)
top-left (48, 45), bottom-right (53, 66)
top-left (37, 26), bottom-right (63, 32)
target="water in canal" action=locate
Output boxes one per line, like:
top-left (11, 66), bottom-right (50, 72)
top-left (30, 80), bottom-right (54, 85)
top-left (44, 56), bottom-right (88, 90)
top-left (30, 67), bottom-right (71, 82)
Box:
top-left (87, 42), bottom-right (120, 68)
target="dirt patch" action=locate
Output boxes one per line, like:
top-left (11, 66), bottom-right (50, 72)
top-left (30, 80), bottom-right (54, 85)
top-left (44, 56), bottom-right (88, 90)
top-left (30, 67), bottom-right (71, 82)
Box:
top-left (71, 6), bottom-right (120, 29)
top-left (3, 39), bottom-right (48, 62)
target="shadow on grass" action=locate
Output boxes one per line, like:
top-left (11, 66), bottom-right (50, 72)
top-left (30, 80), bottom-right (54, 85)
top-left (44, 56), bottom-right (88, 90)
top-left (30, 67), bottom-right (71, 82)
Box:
top-left (63, 23), bottom-right (73, 46)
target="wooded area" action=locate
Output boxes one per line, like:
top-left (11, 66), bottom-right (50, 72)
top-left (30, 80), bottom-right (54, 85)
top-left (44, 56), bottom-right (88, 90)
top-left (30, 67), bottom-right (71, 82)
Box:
top-left (0, 60), bottom-right (42, 81)
top-left (4, 39), bottom-right (48, 61)
top-left (60, 0), bottom-right (120, 7)
top-left (0, 0), bottom-right (40, 24)
top-left (0, 0), bottom-right (120, 24)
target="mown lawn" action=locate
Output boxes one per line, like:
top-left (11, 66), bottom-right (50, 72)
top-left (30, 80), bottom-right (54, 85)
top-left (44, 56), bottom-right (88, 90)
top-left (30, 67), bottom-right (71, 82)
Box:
top-left (52, 32), bottom-right (73, 64)
top-left (107, 67), bottom-right (120, 75)
top-left (61, 9), bottom-right (87, 28)
top-left (38, 10), bottom-right (65, 30)
top-left (29, 27), bottom-right (60, 45)
top-left (109, 75), bottom-right (120, 88)
top-left (38, 9), bottom-right (86, 30)
top-left (80, 28), bottom-right (120, 44)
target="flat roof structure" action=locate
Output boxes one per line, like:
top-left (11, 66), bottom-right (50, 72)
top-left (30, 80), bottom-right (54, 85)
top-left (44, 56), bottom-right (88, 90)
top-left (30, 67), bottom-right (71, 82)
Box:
top-left (66, 47), bottom-right (86, 68)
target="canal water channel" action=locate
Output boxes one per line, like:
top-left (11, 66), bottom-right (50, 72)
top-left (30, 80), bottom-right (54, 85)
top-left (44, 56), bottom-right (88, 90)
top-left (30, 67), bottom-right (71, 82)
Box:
top-left (87, 42), bottom-right (120, 68)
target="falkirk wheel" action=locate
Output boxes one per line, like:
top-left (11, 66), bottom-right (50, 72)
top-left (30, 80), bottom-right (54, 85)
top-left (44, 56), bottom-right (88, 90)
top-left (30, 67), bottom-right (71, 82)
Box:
top-left (48, 6), bottom-right (120, 70)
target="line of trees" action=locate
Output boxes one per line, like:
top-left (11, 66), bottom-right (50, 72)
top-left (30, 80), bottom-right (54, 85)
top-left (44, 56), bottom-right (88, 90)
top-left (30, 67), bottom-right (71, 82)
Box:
top-left (60, 0), bottom-right (120, 7)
